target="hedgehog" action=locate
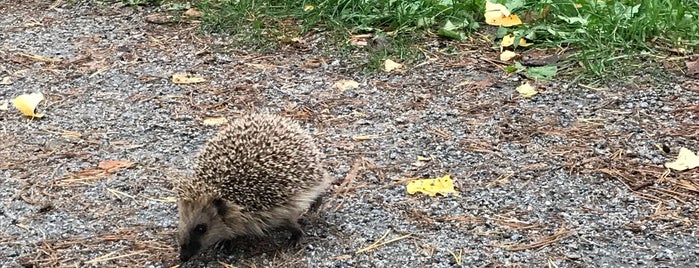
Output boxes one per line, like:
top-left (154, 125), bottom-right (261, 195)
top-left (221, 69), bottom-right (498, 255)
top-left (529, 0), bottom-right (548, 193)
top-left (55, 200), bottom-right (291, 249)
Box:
top-left (173, 113), bottom-right (330, 262)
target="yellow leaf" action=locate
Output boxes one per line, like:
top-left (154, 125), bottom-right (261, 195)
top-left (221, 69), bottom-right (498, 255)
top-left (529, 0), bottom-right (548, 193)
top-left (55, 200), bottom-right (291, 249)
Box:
top-left (172, 73), bottom-right (206, 84)
top-left (203, 117), bottom-right (228, 126)
top-left (416, 156), bottom-right (431, 161)
top-left (516, 83), bottom-right (538, 98)
top-left (0, 100), bottom-right (7, 111)
top-left (665, 147), bottom-right (699, 171)
top-left (406, 174), bottom-right (459, 197)
top-left (183, 8), bottom-right (202, 18)
top-left (500, 50), bottom-right (518, 61)
top-left (11, 92), bottom-right (45, 118)
top-left (0, 76), bottom-right (12, 85)
top-left (484, 1), bottom-right (523, 27)
top-left (334, 79), bottom-right (360, 91)
top-left (304, 5), bottom-right (315, 11)
top-left (352, 134), bottom-right (380, 141)
top-left (412, 156), bottom-right (432, 167)
top-left (383, 59), bottom-right (403, 72)
top-left (501, 34), bottom-right (532, 48)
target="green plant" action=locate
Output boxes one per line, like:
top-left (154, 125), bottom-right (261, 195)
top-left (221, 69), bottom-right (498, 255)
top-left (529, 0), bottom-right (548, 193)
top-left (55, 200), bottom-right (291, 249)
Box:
top-left (515, 0), bottom-right (698, 79)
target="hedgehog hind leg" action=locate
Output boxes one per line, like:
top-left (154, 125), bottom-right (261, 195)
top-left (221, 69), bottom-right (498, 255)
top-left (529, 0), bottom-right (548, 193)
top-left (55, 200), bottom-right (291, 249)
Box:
top-left (285, 218), bottom-right (305, 247)
top-left (308, 194), bottom-right (324, 213)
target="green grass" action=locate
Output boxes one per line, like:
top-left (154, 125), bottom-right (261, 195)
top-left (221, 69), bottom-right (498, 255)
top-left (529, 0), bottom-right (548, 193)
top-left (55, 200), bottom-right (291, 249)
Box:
top-left (160, 0), bottom-right (698, 78)
top-left (519, 0), bottom-right (699, 79)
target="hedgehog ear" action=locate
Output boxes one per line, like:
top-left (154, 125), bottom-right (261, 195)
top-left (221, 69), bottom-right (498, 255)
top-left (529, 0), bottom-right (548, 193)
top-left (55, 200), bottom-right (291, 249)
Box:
top-left (212, 198), bottom-right (227, 216)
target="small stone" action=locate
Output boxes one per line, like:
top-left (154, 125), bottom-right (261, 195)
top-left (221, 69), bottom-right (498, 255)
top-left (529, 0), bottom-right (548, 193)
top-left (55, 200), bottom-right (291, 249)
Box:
top-left (566, 252), bottom-right (581, 259)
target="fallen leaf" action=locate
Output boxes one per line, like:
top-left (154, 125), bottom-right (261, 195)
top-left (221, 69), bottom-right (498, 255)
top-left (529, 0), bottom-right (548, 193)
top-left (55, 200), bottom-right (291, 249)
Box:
top-left (172, 73), bottom-right (206, 84)
top-left (98, 160), bottom-right (134, 173)
top-left (352, 134), bottom-right (380, 141)
top-left (516, 82), bottom-right (538, 98)
top-left (183, 8), bottom-right (202, 18)
top-left (383, 59), bottom-right (403, 72)
top-left (412, 156), bottom-right (432, 167)
top-left (0, 100), bottom-right (8, 111)
top-left (334, 79), bottom-right (360, 91)
top-left (203, 117), bottom-right (228, 126)
top-left (417, 156), bottom-right (431, 161)
top-left (304, 58), bottom-right (325, 68)
top-left (59, 160), bottom-right (135, 186)
top-left (303, 5), bottom-right (315, 11)
top-left (686, 56), bottom-right (699, 76)
top-left (350, 34), bottom-right (372, 47)
top-left (665, 147), bottom-right (699, 171)
top-left (484, 1), bottom-right (522, 27)
top-left (526, 65), bottom-right (557, 80)
top-left (145, 13), bottom-right (176, 24)
top-left (11, 92), bottom-right (45, 118)
top-left (61, 130), bottom-right (82, 139)
top-left (406, 174), bottom-right (459, 197)
top-left (501, 34), bottom-right (532, 48)
top-left (500, 50), bottom-right (518, 61)
top-left (1, 77), bottom-right (12, 85)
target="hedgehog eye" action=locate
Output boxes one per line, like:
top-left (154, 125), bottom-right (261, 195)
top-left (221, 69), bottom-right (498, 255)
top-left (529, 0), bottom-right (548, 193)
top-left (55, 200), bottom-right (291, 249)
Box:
top-left (194, 224), bottom-right (207, 234)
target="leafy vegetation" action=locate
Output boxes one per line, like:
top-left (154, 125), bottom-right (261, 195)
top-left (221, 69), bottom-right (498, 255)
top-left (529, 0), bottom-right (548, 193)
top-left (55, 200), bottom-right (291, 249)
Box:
top-left (155, 0), bottom-right (699, 78)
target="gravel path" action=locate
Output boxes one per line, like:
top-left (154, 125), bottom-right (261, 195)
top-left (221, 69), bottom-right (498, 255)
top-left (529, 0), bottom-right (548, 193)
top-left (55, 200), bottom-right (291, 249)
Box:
top-left (2, 1), bottom-right (698, 267)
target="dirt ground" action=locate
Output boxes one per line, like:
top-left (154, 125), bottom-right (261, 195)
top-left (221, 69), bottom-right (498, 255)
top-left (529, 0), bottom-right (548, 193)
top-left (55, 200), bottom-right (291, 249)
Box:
top-left (1, 1), bottom-right (699, 267)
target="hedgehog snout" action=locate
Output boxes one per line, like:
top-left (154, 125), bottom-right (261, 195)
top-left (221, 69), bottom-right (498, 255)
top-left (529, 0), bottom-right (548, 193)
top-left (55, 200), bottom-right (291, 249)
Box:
top-left (179, 240), bottom-right (201, 263)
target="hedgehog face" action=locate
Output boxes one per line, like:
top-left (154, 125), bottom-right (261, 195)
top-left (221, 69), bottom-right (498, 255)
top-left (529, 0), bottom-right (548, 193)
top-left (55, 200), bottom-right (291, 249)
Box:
top-left (177, 197), bottom-right (233, 262)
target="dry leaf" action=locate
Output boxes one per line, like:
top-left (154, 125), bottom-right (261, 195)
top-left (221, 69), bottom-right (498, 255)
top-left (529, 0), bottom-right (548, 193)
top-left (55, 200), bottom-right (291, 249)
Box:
top-left (501, 34), bottom-right (532, 48)
top-left (406, 174), bottom-right (459, 197)
top-left (686, 56), bottom-right (699, 76)
top-left (484, 1), bottom-right (523, 27)
top-left (352, 134), bottom-right (380, 141)
top-left (61, 130), bottom-right (82, 139)
top-left (11, 92), bottom-right (45, 118)
top-left (665, 147), bottom-right (699, 171)
top-left (0, 100), bottom-right (8, 111)
top-left (516, 83), bottom-right (538, 98)
top-left (334, 79), bottom-right (360, 91)
top-left (304, 58), bottom-right (325, 68)
top-left (412, 156), bottom-right (432, 167)
top-left (1, 77), bottom-right (12, 85)
top-left (60, 160), bottom-right (134, 186)
top-left (303, 5), bottom-right (315, 11)
top-left (203, 117), bottom-right (228, 126)
top-left (183, 8), bottom-right (202, 18)
top-left (500, 50), bottom-right (518, 61)
top-left (350, 34), bottom-right (371, 47)
top-left (383, 59), bottom-right (403, 72)
top-left (172, 73), bottom-right (206, 84)
top-left (98, 160), bottom-right (134, 173)
top-left (145, 13), bottom-right (176, 24)
top-left (417, 156), bottom-right (431, 161)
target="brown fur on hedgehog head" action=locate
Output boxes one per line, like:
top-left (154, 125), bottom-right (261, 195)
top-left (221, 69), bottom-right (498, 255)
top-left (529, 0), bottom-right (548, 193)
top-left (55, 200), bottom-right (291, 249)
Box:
top-left (174, 178), bottom-right (238, 262)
